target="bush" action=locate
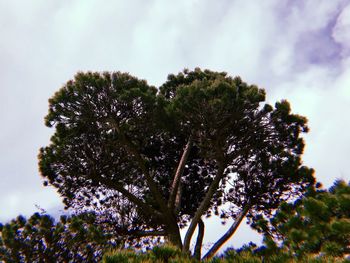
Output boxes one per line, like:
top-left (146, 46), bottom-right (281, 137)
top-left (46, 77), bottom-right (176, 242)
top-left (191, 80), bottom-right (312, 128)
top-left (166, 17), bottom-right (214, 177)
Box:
top-left (102, 244), bottom-right (192, 263)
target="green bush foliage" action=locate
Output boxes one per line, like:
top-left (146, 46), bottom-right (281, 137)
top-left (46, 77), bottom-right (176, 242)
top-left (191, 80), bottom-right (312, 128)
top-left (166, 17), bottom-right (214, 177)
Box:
top-left (252, 180), bottom-right (350, 258)
top-left (0, 212), bottom-right (119, 262)
top-left (102, 244), bottom-right (191, 263)
top-left (101, 243), bottom-right (350, 263)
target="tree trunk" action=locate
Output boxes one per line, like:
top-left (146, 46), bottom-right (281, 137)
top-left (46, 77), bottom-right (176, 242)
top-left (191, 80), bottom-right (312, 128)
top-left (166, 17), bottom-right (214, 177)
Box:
top-left (166, 232), bottom-right (183, 249)
top-left (183, 162), bottom-right (225, 253)
top-left (194, 219), bottom-right (205, 261)
top-left (164, 219), bottom-right (183, 249)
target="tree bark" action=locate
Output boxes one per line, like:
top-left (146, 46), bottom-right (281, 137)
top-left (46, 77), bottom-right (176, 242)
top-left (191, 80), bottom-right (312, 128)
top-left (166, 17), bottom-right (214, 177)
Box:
top-left (202, 205), bottom-right (250, 260)
top-left (165, 222), bottom-right (183, 249)
top-left (194, 219), bottom-right (205, 261)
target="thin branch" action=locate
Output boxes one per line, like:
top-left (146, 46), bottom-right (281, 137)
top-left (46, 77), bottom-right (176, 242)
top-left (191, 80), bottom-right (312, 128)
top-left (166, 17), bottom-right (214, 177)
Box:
top-left (127, 230), bottom-right (166, 237)
top-left (202, 205), bottom-right (250, 260)
top-left (168, 135), bottom-right (193, 210)
top-left (98, 176), bottom-right (163, 219)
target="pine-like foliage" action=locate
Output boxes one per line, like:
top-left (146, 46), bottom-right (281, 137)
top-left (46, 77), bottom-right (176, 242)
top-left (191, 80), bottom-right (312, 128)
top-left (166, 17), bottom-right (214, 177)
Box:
top-left (253, 180), bottom-right (350, 258)
top-left (0, 212), bottom-right (120, 262)
top-left (38, 68), bottom-right (314, 258)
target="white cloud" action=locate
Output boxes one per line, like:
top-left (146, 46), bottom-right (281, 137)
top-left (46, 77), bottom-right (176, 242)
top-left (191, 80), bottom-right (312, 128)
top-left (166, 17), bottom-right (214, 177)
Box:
top-left (266, 64), bottom-right (350, 187)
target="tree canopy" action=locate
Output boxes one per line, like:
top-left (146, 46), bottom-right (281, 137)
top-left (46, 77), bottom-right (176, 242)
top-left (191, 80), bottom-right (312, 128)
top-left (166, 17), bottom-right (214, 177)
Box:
top-left (38, 68), bottom-right (314, 259)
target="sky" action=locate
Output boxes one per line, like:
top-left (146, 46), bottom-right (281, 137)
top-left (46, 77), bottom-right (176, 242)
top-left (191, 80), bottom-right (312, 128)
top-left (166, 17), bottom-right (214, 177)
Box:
top-left (1, 0), bottom-right (350, 251)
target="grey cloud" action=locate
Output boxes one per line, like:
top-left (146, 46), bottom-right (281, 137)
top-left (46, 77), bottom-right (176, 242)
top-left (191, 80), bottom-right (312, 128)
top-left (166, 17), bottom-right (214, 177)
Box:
top-left (333, 3), bottom-right (350, 56)
top-left (296, 27), bottom-right (342, 66)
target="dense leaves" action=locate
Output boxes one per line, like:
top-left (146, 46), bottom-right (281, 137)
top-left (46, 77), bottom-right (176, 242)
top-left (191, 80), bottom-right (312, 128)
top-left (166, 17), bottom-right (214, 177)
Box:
top-left (102, 241), bottom-right (350, 263)
top-left (0, 212), bottom-right (119, 262)
top-left (38, 68), bottom-right (314, 257)
top-left (253, 180), bottom-right (350, 257)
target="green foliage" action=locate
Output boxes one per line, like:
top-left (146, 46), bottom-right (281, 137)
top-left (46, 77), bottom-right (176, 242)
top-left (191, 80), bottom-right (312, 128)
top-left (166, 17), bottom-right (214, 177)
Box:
top-left (103, 249), bottom-right (146, 263)
top-left (0, 212), bottom-right (119, 262)
top-left (102, 244), bottom-right (350, 262)
top-left (102, 244), bottom-right (190, 263)
top-left (254, 180), bottom-right (350, 258)
top-left (38, 68), bottom-right (314, 257)
top-left (152, 244), bottom-right (182, 262)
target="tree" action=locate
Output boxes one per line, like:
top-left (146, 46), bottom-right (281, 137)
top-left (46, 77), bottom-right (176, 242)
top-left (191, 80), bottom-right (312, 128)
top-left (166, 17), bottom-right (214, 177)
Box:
top-left (253, 180), bottom-right (350, 258)
top-left (39, 68), bottom-right (314, 259)
top-left (0, 212), bottom-right (119, 262)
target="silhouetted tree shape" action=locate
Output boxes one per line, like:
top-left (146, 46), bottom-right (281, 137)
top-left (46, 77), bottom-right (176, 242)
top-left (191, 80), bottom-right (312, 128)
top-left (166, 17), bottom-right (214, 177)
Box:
top-left (39, 68), bottom-right (314, 259)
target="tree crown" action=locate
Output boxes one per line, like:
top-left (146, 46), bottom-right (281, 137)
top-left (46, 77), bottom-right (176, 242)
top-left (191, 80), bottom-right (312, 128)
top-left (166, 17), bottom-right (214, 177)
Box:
top-left (38, 68), bottom-right (314, 258)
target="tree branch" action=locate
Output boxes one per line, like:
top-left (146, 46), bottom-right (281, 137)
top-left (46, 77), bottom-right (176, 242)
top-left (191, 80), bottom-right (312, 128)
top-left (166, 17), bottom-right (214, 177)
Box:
top-left (174, 181), bottom-right (182, 213)
top-left (202, 205), bottom-right (250, 260)
top-left (98, 176), bottom-right (163, 220)
top-left (127, 230), bottom-right (166, 237)
top-left (106, 119), bottom-right (183, 247)
top-left (108, 119), bottom-right (169, 215)
top-left (194, 218), bottom-right (205, 261)
top-left (183, 161), bottom-right (226, 253)
top-left (168, 135), bottom-right (192, 210)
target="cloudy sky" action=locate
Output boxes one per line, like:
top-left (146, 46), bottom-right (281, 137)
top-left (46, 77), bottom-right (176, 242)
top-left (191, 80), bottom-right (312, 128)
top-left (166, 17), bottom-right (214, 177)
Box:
top-left (1, 0), bottom-right (350, 250)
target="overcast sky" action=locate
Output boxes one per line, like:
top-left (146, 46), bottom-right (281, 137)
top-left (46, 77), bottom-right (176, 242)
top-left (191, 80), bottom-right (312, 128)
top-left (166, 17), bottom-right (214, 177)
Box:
top-left (1, 0), bottom-right (350, 250)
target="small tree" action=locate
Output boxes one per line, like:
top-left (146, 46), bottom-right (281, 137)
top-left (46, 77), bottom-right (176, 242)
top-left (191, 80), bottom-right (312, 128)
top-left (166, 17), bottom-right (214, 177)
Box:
top-left (39, 68), bottom-right (314, 259)
top-left (0, 212), bottom-right (119, 262)
top-left (254, 180), bottom-right (350, 258)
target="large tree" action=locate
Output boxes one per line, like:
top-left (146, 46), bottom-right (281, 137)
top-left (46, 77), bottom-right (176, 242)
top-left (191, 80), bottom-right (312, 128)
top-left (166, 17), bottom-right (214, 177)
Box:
top-left (39, 68), bottom-right (314, 259)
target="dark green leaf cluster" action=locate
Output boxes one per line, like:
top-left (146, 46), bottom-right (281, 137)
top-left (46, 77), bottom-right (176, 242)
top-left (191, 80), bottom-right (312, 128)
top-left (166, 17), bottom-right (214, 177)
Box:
top-left (219, 242), bottom-right (350, 263)
top-left (253, 180), bottom-right (350, 258)
top-left (0, 212), bottom-right (119, 262)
